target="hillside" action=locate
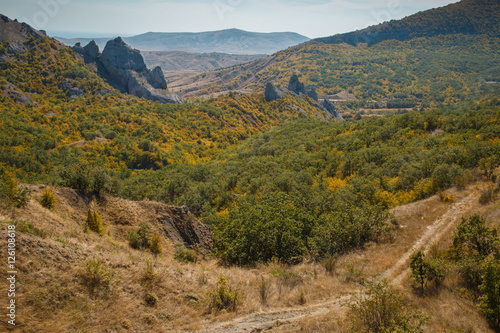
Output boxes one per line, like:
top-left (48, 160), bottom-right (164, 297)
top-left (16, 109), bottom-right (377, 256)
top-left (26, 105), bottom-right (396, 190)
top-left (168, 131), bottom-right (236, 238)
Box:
top-left (316, 0), bottom-right (500, 46)
top-left (0, 16), bottom-right (332, 181)
top-left (142, 51), bottom-right (266, 72)
top-left (1, 160), bottom-right (499, 332)
top-left (2, 2), bottom-right (500, 332)
top-left (169, 0), bottom-right (500, 104)
top-left (55, 29), bottom-right (310, 55)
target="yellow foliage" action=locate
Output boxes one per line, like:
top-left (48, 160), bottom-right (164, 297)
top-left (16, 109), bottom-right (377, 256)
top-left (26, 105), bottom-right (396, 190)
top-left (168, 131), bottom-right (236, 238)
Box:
top-left (398, 191), bottom-right (415, 205)
top-left (327, 177), bottom-right (347, 191)
top-left (86, 199), bottom-right (105, 236)
top-left (375, 190), bottom-right (399, 207)
top-left (413, 178), bottom-right (435, 200)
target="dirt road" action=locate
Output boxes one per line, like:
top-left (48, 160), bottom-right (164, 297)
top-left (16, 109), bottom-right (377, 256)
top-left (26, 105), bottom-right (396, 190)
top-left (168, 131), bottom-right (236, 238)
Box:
top-left (199, 191), bottom-right (480, 333)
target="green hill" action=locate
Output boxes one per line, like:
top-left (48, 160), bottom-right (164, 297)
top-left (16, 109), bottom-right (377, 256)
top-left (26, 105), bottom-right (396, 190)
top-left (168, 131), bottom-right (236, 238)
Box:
top-left (171, 0), bottom-right (500, 105)
top-left (316, 0), bottom-right (500, 46)
top-left (0, 26), bottom-right (328, 182)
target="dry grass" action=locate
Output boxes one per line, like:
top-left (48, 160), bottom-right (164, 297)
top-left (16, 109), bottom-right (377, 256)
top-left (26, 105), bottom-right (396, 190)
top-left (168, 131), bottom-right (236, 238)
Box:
top-left (0, 182), bottom-right (498, 332)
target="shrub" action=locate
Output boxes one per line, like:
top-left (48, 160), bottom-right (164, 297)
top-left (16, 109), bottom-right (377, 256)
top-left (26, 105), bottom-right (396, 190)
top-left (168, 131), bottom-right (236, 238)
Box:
top-left (322, 254), bottom-right (339, 276)
top-left (347, 279), bottom-right (429, 333)
top-left (0, 168), bottom-right (31, 209)
top-left (479, 187), bottom-right (497, 205)
top-left (144, 292), bottom-right (159, 307)
top-left (258, 276), bottom-right (272, 305)
top-left (82, 258), bottom-right (113, 296)
top-left (174, 242), bottom-right (198, 264)
top-left (149, 232), bottom-right (162, 255)
top-left (207, 275), bottom-right (241, 313)
top-left (12, 187), bottom-right (31, 208)
top-left (128, 223), bottom-right (151, 249)
top-left (40, 187), bottom-right (56, 211)
top-left (86, 199), bottom-right (105, 236)
top-left (298, 288), bottom-right (307, 305)
top-left (141, 260), bottom-right (162, 288)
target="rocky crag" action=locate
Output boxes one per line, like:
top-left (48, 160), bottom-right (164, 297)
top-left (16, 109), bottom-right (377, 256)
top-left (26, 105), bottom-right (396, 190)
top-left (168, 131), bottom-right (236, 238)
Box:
top-left (73, 38), bottom-right (184, 104)
top-left (265, 75), bottom-right (344, 122)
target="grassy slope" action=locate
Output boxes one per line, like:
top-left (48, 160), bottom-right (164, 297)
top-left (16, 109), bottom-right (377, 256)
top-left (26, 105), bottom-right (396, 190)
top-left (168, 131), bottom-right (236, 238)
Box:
top-left (0, 178), bottom-right (498, 332)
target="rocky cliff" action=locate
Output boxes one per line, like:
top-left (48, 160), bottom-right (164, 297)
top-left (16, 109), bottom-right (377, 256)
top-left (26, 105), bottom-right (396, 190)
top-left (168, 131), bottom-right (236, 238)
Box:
top-left (75, 37), bottom-right (184, 104)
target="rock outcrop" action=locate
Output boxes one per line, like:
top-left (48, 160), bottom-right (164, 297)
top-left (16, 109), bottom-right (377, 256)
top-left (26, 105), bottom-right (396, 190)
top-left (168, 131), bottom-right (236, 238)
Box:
top-left (265, 82), bottom-right (286, 101)
top-left (0, 14), bottom-right (46, 56)
top-left (264, 74), bottom-right (344, 122)
top-left (321, 99), bottom-right (344, 122)
top-left (75, 37), bottom-right (184, 104)
top-left (306, 87), bottom-right (318, 101)
top-left (2, 83), bottom-right (35, 105)
top-left (288, 74), bottom-right (306, 95)
top-left (72, 40), bottom-right (101, 64)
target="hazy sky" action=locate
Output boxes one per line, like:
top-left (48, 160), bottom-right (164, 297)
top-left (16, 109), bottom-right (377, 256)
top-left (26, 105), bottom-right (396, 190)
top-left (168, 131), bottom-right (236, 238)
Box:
top-left (1, 0), bottom-right (459, 38)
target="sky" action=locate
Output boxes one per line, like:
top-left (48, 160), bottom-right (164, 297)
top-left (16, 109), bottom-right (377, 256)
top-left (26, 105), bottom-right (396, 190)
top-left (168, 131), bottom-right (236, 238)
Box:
top-left (0, 0), bottom-right (459, 39)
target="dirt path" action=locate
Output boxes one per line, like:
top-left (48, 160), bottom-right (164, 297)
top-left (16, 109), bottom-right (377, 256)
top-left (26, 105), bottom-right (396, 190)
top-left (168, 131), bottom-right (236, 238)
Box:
top-left (198, 191), bottom-right (479, 333)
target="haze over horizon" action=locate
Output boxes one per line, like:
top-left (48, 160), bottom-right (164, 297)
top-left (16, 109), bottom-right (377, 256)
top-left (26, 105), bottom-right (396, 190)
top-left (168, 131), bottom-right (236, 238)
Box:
top-left (1, 0), bottom-right (459, 39)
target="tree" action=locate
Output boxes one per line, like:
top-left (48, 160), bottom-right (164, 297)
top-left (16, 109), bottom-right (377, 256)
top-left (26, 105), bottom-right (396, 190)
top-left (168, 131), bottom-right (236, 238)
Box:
top-left (410, 250), bottom-right (442, 293)
top-left (451, 214), bottom-right (499, 260)
top-left (479, 260), bottom-right (500, 329)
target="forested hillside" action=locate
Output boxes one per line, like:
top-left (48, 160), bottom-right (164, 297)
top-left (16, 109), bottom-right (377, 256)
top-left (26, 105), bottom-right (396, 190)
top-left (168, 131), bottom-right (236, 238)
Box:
top-left (0, 36), bottom-right (329, 181)
top-left (122, 98), bottom-right (500, 264)
top-left (316, 0), bottom-right (500, 45)
top-left (169, 0), bottom-right (500, 104)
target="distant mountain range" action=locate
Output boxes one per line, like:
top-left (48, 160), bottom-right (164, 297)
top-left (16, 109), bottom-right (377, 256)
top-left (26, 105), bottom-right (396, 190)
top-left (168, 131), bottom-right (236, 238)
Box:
top-left (54, 29), bottom-right (310, 55)
top-left (164, 0), bottom-right (500, 100)
top-left (142, 51), bottom-right (266, 72)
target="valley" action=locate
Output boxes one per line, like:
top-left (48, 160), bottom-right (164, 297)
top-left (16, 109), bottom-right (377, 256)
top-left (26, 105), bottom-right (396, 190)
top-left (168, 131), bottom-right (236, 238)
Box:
top-left (1, 0), bottom-right (500, 332)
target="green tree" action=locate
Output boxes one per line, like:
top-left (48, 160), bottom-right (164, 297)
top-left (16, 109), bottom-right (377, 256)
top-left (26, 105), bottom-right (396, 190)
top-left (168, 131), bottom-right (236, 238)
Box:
top-left (479, 260), bottom-right (500, 329)
top-left (410, 250), bottom-right (442, 293)
top-left (451, 214), bottom-right (499, 260)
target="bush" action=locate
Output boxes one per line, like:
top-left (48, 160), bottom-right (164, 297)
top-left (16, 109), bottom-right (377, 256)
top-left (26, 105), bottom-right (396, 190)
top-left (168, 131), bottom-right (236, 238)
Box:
top-left (174, 242), bottom-right (198, 264)
top-left (0, 168), bottom-right (31, 209)
top-left (141, 260), bottom-right (162, 288)
top-left (86, 199), bottom-right (105, 236)
top-left (347, 280), bottom-right (429, 333)
top-left (207, 275), bottom-right (241, 313)
top-left (150, 232), bottom-right (162, 255)
top-left (82, 258), bottom-right (113, 296)
top-left (479, 187), bottom-right (497, 205)
top-left (257, 276), bottom-right (272, 305)
top-left (12, 187), bottom-right (31, 208)
top-left (313, 205), bottom-right (390, 258)
top-left (40, 187), bottom-right (56, 211)
top-left (144, 292), bottom-right (159, 307)
top-left (128, 223), bottom-right (151, 249)
top-left (322, 254), bottom-right (339, 276)
top-left (60, 164), bottom-right (118, 196)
